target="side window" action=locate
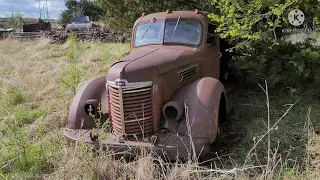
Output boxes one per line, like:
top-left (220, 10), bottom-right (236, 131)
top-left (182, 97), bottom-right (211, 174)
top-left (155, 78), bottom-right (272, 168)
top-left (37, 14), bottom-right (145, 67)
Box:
top-left (207, 23), bottom-right (217, 47)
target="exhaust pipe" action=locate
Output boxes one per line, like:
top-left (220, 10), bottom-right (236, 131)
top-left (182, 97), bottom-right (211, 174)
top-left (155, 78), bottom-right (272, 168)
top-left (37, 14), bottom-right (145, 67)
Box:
top-left (162, 101), bottom-right (184, 121)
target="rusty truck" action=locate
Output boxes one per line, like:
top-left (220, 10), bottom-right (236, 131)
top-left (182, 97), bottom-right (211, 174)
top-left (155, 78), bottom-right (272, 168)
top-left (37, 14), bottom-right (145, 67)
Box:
top-left (64, 10), bottom-right (228, 159)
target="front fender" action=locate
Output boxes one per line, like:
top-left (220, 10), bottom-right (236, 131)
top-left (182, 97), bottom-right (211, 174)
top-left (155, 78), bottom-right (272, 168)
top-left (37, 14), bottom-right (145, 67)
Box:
top-left (68, 76), bottom-right (109, 129)
top-left (164, 77), bottom-right (226, 143)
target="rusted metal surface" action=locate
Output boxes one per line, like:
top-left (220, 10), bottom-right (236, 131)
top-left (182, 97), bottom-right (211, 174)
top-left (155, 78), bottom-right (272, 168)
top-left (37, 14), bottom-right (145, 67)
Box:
top-left (162, 101), bottom-right (184, 121)
top-left (66, 11), bottom-right (227, 159)
top-left (107, 81), bottom-right (154, 137)
top-left (9, 20), bottom-right (51, 41)
top-left (22, 21), bottom-right (51, 32)
top-left (68, 76), bottom-right (109, 129)
top-left (64, 128), bottom-right (210, 159)
top-left (163, 77), bottom-right (226, 144)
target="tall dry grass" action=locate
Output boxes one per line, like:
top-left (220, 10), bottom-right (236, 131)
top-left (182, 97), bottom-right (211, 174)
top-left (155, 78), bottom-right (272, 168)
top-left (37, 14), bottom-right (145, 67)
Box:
top-left (0, 39), bottom-right (319, 179)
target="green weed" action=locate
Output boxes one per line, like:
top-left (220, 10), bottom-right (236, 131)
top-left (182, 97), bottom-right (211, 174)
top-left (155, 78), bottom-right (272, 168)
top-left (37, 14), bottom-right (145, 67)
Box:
top-left (87, 103), bottom-right (111, 141)
top-left (13, 107), bottom-right (47, 126)
top-left (60, 33), bottom-right (83, 98)
top-left (6, 90), bottom-right (25, 106)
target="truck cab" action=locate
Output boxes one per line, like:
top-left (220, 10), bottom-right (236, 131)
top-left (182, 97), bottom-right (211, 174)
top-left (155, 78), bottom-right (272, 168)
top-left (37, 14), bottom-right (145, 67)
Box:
top-left (64, 10), bottom-right (227, 159)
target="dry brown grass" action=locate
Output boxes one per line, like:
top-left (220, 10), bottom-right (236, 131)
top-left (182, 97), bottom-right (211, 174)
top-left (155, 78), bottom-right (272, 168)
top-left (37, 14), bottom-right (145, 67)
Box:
top-left (0, 39), bottom-right (320, 179)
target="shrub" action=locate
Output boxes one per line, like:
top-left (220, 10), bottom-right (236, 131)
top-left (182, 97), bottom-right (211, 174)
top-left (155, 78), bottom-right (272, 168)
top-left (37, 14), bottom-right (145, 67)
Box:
top-left (235, 38), bottom-right (320, 90)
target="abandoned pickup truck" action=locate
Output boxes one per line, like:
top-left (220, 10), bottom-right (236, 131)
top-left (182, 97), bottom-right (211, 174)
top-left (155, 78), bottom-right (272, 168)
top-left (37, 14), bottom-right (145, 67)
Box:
top-left (64, 10), bottom-right (227, 159)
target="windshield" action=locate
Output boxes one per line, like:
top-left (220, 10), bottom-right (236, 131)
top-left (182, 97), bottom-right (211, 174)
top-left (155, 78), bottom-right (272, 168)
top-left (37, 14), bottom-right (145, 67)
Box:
top-left (164, 20), bottom-right (202, 45)
top-left (135, 22), bottom-right (165, 46)
top-left (134, 19), bottom-right (202, 47)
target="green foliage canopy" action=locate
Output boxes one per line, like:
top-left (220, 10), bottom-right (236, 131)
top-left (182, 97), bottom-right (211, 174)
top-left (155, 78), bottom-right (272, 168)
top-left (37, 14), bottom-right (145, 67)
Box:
top-left (97, 0), bottom-right (212, 32)
top-left (209, 0), bottom-right (320, 42)
top-left (208, 0), bottom-right (320, 89)
top-left (60, 0), bottom-right (105, 24)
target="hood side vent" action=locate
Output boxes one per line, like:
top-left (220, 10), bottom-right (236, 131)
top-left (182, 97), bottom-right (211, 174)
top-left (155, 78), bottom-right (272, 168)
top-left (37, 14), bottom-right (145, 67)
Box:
top-left (178, 65), bottom-right (197, 83)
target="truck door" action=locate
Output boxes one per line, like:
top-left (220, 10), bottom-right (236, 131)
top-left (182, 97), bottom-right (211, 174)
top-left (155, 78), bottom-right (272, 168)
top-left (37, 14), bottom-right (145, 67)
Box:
top-left (204, 23), bottom-right (220, 79)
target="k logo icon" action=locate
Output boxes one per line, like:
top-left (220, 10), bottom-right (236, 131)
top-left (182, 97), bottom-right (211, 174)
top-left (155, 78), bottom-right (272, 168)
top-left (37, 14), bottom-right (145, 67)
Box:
top-left (288, 9), bottom-right (305, 26)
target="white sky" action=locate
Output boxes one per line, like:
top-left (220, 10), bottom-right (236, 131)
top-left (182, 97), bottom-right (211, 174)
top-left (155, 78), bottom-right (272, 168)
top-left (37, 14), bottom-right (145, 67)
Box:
top-left (0, 0), bottom-right (67, 19)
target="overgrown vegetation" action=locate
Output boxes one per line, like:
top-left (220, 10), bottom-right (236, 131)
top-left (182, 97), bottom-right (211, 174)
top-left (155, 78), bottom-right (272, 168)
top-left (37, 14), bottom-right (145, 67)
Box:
top-left (61, 0), bottom-right (105, 24)
top-left (0, 39), bottom-right (129, 179)
top-left (235, 38), bottom-right (320, 89)
top-left (209, 0), bottom-right (320, 41)
top-left (0, 0), bottom-right (319, 179)
top-left (0, 38), bottom-right (320, 179)
top-left (209, 0), bottom-right (320, 89)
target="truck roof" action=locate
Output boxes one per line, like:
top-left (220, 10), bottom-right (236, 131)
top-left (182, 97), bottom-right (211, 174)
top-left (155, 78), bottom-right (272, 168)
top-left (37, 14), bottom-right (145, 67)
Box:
top-left (134, 10), bottom-right (209, 26)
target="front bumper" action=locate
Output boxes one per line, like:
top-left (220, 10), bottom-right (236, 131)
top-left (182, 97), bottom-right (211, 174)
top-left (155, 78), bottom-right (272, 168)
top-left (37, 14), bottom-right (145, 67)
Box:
top-left (64, 128), bottom-right (210, 159)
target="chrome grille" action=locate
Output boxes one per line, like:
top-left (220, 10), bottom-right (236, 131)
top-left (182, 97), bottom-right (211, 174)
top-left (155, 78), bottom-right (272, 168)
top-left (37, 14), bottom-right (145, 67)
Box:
top-left (107, 80), bottom-right (154, 137)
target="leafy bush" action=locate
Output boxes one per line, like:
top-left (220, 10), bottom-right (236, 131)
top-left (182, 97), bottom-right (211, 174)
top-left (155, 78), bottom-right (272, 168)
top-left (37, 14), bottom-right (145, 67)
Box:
top-left (207, 0), bottom-right (320, 91)
top-left (209, 0), bottom-right (320, 42)
top-left (235, 38), bottom-right (320, 89)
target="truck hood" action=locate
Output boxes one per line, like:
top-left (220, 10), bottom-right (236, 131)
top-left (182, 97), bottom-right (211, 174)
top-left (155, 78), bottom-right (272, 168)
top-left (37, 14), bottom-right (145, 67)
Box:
top-left (124, 47), bottom-right (199, 74)
top-left (107, 47), bottom-right (199, 82)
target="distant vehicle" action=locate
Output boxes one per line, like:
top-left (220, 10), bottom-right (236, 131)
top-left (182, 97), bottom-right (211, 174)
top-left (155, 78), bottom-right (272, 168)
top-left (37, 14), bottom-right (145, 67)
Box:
top-left (66, 16), bottom-right (96, 31)
top-left (64, 10), bottom-right (228, 159)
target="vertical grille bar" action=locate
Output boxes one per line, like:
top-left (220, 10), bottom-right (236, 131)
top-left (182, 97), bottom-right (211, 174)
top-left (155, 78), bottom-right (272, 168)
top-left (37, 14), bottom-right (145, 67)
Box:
top-left (107, 80), bottom-right (154, 138)
top-left (118, 87), bottom-right (126, 135)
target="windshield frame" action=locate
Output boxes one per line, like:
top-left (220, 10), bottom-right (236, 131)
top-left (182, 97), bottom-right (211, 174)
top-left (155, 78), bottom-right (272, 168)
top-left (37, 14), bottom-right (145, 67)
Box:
top-left (133, 18), bottom-right (203, 48)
